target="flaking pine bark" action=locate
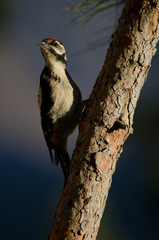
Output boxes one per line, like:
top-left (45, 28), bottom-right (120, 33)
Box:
top-left (48, 0), bottom-right (159, 239)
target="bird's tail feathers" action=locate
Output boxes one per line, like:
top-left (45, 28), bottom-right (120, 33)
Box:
top-left (49, 148), bottom-right (54, 163)
top-left (55, 150), bottom-right (70, 183)
top-left (48, 148), bottom-right (70, 183)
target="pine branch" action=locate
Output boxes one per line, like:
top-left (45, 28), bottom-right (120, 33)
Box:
top-left (65, 0), bottom-right (126, 25)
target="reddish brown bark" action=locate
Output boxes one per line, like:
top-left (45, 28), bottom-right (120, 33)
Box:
top-left (48, 0), bottom-right (159, 239)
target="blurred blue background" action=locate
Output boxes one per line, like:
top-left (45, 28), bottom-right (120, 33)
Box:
top-left (0, 1), bottom-right (159, 239)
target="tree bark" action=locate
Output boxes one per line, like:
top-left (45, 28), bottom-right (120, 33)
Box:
top-left (48, 0), bottom-right (159, 239)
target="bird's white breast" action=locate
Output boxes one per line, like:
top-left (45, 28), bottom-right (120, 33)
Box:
top-left (49, 78), bottom-right (74, 123)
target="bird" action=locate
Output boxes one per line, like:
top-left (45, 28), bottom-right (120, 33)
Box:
top-left (37, 38), bottom-right (82, 183)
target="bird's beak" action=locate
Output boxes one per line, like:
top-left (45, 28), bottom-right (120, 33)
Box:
top-left (37, 41), bottom-right (48, 48)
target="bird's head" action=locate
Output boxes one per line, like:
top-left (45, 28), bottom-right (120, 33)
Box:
top-left (37, 38), bottom-right (67, 67)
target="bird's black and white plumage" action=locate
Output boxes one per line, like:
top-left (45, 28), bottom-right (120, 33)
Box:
top-left (37, 38), bottom-right (82, 181)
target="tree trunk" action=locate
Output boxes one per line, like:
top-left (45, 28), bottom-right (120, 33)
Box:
top-left (48, 0), bottom-right (159, 239)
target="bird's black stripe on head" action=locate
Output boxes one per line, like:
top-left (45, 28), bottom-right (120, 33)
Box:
top-left (49, 48), bottom-right (67, 65)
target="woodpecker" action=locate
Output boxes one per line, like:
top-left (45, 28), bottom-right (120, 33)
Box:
top-left (37, 38), bottom-right (82, 182)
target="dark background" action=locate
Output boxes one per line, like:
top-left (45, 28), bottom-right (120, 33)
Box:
top-left (0, 1), bottom-right (159, 239)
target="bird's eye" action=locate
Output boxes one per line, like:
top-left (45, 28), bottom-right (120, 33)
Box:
top-left (53, 41), bottom-right (58, 47)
